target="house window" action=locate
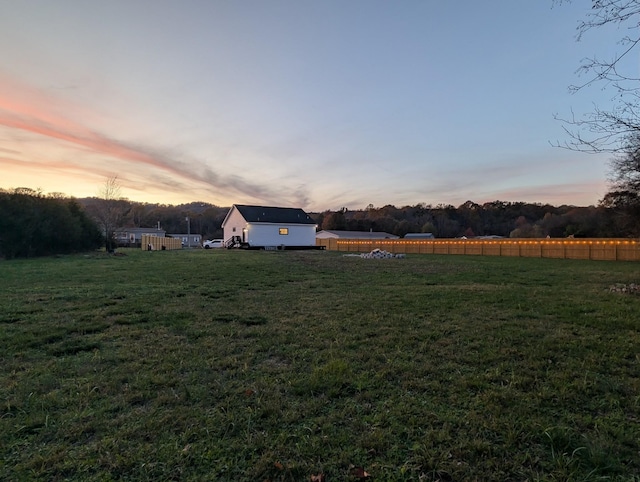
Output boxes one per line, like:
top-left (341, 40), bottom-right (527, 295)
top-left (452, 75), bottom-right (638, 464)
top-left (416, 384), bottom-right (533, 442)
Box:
top-left (279, 228), bottom-right (289, 235)
top-left (233, 227), bottom-right (236, 232)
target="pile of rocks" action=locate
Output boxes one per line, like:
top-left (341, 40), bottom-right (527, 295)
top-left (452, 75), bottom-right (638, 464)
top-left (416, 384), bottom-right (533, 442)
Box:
top-left (608, 283), bottom-right (640, 295)
top-left (359, 248), bottom-right (406, 259)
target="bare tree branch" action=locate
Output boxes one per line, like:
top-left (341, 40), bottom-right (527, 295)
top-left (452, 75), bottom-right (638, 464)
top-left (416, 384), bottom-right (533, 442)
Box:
top-left (89, 176), bottom-right (129, 252)
top-left (555, 0), bottom-right (640, 153)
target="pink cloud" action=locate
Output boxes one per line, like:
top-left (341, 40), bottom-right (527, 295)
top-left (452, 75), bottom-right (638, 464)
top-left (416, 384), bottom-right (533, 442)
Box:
top-left (483, 181), bottom-right (608, 206)
top-left (0, 73), bottom-right (301, 205)
top-left (0, 85), bottom-right (184, 174)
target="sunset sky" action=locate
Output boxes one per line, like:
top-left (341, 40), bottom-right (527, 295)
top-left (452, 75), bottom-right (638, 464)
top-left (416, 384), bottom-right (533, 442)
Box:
top-left (0, 1), bottom-right (630, 210)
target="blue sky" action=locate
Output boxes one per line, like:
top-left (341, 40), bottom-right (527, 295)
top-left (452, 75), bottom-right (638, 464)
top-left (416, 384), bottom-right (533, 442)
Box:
top-left (0, 1), bottom-right (629, 210)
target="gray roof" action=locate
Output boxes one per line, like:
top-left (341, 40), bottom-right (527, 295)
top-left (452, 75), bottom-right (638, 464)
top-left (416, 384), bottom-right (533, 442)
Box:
top-left (234, 205), bottom-right (316, 225)
top-left (317, 230), bottom-right (399, 239)
top-left (404, 233), bottom-right (435, 239)
top-left (115, 227), bottom-right (165, 234)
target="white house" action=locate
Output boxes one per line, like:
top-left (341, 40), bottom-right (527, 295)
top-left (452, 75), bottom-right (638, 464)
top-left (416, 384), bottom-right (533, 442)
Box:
top-left (221, 204), bottom-right (317, 249)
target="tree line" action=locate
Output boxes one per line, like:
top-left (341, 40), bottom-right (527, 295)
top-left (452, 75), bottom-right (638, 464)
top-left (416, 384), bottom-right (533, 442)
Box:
top-left (77, 197), bottom-right (634, 241)
top-left (315, 200), bottom-right (630, 239)
top-left (78, 196), bottom-right (640, 240)
top-left (1, 186), bottom-right (637, 261)
top-left (79, 197), bottom-right (230, 243)
top-left (0, 188), bottom-right (103, 259)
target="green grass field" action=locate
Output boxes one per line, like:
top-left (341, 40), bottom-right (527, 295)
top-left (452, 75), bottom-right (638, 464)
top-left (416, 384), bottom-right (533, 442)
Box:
top-left (1, 249), bottom-right (639, 481)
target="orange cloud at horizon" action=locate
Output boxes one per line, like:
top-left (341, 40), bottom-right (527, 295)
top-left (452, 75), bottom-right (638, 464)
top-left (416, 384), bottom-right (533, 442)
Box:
top-left (486, 180), bottom-right (609, 207)
top-left (0, 74), bottom-right (295, 206)
top-left (0, 94), bottom-right (190, 177)
top-left (0, 74), bottom-right (608, 211)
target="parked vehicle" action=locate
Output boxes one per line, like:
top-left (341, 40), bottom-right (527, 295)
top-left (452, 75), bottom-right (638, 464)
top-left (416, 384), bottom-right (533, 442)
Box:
top-left (203, 239), bottom-right (224, 249)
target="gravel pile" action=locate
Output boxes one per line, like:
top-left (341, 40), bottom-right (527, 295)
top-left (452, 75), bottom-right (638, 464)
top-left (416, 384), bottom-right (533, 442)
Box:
top-left (359, 248), bottom-right (406, 259)
top-left (608, 283), bottom-right (640, 295)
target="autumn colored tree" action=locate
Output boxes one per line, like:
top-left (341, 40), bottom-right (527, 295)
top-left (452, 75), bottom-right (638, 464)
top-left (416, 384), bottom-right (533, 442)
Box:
top-left (321, 209), bottom-right (347, 230)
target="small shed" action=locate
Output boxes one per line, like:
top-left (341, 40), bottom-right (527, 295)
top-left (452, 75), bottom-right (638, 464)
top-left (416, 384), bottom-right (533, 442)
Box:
top-left (222, 204), bottom-right (317, 249)
top-left (316, 230), bottom-right (399, 240)
top-left (404, 233), bottom-right (435, 239)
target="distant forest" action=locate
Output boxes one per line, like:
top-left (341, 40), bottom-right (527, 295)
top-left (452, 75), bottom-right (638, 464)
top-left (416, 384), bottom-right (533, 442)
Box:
top-left (78, 198), bottom-right (635, 240)
top-left (2, 187), bottom-right (634, 260)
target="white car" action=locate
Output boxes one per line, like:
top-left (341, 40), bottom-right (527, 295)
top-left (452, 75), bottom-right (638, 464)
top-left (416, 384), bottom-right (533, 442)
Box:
top-left (203, 239), bottom-right (224, 249)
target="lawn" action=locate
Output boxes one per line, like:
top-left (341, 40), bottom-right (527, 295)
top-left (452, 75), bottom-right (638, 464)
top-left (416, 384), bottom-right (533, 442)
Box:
top-left (1, 249), bottom-right (639, 481)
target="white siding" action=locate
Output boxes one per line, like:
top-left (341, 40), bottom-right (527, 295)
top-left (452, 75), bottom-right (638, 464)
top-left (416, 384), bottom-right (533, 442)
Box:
top-left (222, 205), bottom-right (317, 247)
top-left (222, 207), bottom-right (248, 243)
top-left (247, 223), bottom-right (315, 247)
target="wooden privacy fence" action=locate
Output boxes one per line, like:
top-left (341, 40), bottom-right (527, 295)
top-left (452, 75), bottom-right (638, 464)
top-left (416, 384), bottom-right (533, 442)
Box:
top-left (141, 234), bottom-right (182, 251)
top-left (316, 238), bottom-right (640, 261)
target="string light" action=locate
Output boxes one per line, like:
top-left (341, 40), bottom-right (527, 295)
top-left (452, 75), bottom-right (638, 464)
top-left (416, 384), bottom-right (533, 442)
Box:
top-left (329, 237), bottom-right (638, 260)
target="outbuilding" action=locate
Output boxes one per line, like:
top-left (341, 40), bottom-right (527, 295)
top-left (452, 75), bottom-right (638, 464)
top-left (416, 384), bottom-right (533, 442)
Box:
top-left (221, 204), bottom-right (318, 249)
top-left (404, 233), bottom-right (435, 239)
top-left (315, 230), bottom-right (399, 240)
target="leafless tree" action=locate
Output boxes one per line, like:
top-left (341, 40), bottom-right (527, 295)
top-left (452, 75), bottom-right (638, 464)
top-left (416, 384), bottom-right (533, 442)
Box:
top-left (555, 1), bottom-right (640, 231)
top-left (91, 176), bottom-right (129, 252)
top-left (555, 0), bottom-right (640, 153)
top-left (611, 133), bottom-right (640, 191)
top-left (600, 133), bottom-right (640, 234)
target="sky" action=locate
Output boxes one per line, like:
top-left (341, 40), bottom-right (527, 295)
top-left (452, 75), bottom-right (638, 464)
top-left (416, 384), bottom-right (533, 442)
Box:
top-left (0, 1), bottom-right (633, 211)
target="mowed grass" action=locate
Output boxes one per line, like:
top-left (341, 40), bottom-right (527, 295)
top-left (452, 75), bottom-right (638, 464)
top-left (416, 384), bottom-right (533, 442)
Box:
top-left (1, 249), bottom-right (639, 481)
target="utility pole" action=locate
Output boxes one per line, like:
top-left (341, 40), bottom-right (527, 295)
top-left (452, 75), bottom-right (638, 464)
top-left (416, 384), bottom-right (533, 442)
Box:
top-left (186, 216), bottom-right (191, 248)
